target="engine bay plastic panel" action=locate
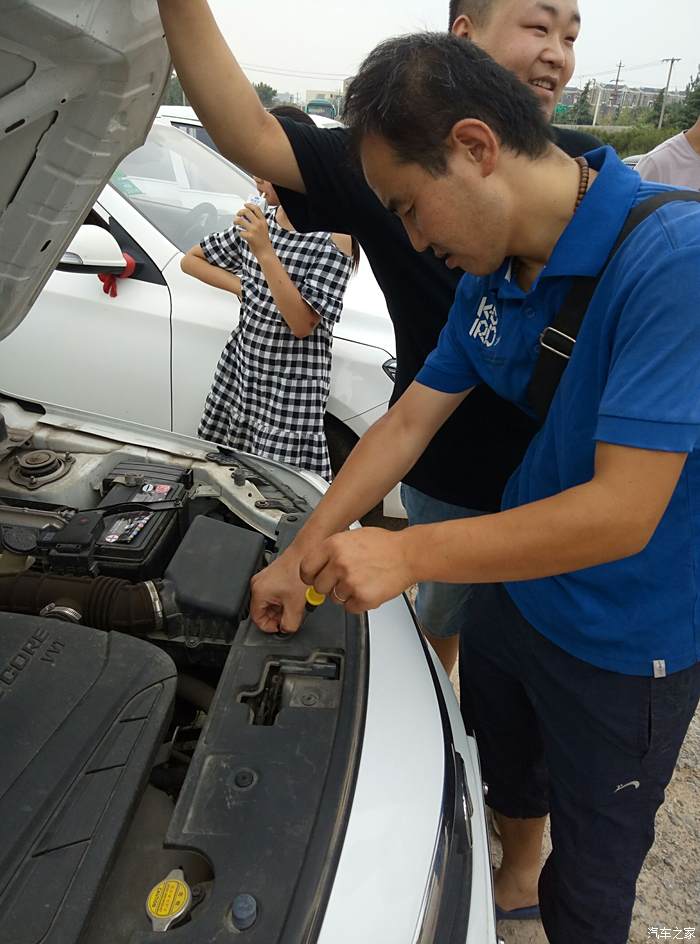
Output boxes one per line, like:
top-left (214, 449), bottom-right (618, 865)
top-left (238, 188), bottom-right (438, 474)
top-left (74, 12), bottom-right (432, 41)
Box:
top-left (0, 614), bottom-right (176, 943)
top-left (132, 600), bottom-right (368, 944)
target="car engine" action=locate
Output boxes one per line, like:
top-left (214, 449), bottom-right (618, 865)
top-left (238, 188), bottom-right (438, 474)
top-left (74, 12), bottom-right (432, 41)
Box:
top-left (0, 404), bottom-right (367, 944)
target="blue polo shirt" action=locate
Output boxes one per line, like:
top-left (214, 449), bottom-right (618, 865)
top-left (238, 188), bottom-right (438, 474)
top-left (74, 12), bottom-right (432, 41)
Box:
top-left (417, 147), bottom-right (700, 676)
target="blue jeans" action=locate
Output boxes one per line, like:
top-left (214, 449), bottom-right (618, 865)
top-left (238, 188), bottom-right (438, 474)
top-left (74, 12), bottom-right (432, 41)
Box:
top-left (400, 484), bottom-right (482, 639)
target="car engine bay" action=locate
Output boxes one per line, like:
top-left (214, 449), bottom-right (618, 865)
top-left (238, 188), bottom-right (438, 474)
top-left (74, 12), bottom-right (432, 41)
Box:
top-left (0, 402), bottom-right (367, 944)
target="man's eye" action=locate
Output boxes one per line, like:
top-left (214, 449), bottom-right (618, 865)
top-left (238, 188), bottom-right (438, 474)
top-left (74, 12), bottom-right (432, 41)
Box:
top-left (530, 24), bottom-right (548, 34)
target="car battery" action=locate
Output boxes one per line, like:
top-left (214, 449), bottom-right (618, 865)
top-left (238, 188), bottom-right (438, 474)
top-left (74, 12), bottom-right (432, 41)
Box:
top-left (36, 463), bottom-right (189, 580)
top-left (94, 464), bottom-right (189, 580)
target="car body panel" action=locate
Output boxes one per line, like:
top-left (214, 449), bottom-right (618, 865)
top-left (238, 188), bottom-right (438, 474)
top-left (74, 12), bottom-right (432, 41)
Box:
top-left (426, 646), bottom-right (498, 944)
top-left (0, 265), bottom-right (172, 428)
top-left (0, 0), bottom-right (170, 339)
top-left (317, 593), bottom-right (445, 944)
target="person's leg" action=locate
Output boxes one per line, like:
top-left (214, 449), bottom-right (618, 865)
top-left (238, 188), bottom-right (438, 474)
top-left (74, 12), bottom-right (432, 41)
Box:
top-left (423, 631), bottom-right (460, 675)
top-left (493, 813), bottom-right (547, 912)
top-left (516, 616), bottom-right (700, 944)
top-left (401, 484), bottom-right (482, 674)
top-left (459, 584), bottom-right (551, 911)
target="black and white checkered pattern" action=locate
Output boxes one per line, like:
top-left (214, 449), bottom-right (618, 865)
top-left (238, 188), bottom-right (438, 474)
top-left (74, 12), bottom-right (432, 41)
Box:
top-left (197, 208), bottom-right (353, 481)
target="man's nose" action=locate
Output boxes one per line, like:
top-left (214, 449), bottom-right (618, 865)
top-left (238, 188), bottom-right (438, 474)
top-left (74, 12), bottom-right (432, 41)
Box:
top-left (403, 218), bottom-right (428, 253)
top-left (541, 37), bottom-right (567, 70)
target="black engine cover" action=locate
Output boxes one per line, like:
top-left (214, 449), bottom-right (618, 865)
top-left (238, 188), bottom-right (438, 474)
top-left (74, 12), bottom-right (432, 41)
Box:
top-left (0, 614), bottom-right (176, 944)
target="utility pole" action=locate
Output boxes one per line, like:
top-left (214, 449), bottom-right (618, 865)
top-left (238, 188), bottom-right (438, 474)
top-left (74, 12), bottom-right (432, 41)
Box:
top-left (592, 79), bottom-right (603, 127)
top-left (612, 60), bottom-right (624, 122)
top-left (658, 57), bottom-right (681, 128)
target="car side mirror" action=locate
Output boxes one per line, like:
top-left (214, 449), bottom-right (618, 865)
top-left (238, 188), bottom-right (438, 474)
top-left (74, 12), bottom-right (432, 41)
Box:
top-left (57, 225), bottom-right (126, 275)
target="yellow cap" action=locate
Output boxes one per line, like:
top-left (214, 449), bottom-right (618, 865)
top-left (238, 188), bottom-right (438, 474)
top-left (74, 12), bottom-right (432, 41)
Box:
top-left (305, 586), bottom-right (326, 607)
top-left (146, 869), bottom-right (192, 932)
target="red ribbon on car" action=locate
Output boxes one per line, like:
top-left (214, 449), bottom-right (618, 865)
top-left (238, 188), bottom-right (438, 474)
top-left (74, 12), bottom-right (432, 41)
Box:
top-left (98, 252), bottom-right (136, 298)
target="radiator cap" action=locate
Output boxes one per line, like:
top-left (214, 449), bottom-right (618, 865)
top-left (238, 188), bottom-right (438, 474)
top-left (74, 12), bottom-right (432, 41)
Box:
top-left (146, 868), bottom-right (192, 932)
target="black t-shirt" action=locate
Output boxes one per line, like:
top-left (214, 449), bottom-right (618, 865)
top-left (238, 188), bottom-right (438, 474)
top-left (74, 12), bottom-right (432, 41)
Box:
top-left (276, 120), bottom-right (602, 510)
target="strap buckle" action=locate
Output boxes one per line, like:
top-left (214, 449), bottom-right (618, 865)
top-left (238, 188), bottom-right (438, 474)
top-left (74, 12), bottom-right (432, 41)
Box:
top-left (539, 326), bottom-right (575, 360)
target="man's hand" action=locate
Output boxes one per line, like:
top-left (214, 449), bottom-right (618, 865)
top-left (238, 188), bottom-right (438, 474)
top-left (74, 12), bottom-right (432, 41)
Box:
top-left (250, 549), bottom-right (307, 634)
top-left (299, 528), bottom-right (417, 613)
top-left (235, 203), bottom-right (272, 257)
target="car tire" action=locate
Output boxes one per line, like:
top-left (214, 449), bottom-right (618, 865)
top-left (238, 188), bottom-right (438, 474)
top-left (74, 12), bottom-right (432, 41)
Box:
top-left (323, 415), bottom-right (398, 529)
top-left (324, 414), bottom-right (358, 479)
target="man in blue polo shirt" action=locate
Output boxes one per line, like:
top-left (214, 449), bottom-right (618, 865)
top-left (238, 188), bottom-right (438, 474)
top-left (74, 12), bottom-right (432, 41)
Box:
top-left (252, 34), bottom-right (700, 944)
top-left (250, 34), bottom-right (700, 943)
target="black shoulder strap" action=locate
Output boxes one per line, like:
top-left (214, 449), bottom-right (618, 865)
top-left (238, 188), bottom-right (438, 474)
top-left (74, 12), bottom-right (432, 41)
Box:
top-left (527, 190), bottom-right (700, 423)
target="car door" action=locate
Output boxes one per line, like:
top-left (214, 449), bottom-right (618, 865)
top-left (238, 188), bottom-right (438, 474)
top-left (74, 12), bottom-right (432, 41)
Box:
top-left (0, 201), bottom-right (172, 429)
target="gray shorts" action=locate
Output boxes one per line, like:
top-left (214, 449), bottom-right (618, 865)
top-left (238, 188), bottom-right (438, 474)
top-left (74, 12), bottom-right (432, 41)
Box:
top-left (400, 484), bottom-right (482, 639)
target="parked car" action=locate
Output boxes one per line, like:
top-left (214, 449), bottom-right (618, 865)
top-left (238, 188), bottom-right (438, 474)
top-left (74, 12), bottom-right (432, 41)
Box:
top-left (0, 115), bottom-right (403, 515)
top-left (158, 104), bottom-right (345, 138)
top-left (0, 3), bottom-right (495, 944)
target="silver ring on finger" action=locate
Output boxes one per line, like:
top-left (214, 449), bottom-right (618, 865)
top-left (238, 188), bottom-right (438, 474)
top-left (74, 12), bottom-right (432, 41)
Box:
top-left (332, 586), bottom-right (348, 604)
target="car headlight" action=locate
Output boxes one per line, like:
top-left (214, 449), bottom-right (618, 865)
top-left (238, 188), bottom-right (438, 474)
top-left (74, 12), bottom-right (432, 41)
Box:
top-left (382, 357), bottom-right (397, 382)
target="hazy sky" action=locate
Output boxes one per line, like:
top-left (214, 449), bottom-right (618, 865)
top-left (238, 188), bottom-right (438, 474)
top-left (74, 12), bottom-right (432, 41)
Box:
top-left (209, 0), bottom-right (698, 98)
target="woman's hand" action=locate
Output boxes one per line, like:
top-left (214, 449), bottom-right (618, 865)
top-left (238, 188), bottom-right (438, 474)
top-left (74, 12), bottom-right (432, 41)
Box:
top-left (235, 202), bottom-right (272, 258)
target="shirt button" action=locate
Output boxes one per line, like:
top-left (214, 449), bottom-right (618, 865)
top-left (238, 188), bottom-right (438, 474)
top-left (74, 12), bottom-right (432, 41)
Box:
top-left (524, 306), bottom-right (535, 319)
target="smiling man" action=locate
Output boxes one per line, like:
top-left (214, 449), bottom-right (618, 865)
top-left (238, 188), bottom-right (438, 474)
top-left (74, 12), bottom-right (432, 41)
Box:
top-left (449, 0), bottom-right (580, 115)
top-left (157, 0), bottom-right (599, 676)
top-left (250, 34), bottom-right (700, 944)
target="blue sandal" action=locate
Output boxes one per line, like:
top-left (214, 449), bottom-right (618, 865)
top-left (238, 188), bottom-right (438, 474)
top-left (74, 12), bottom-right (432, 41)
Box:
top-left (495, 903), bottom-right (541, 921)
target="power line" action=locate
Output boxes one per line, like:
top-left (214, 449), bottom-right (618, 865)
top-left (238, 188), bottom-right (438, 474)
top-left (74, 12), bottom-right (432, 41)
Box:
top-left (240, 61), bottom-right (351, 81)
top-left (573, 59), bottom-right (668, 82)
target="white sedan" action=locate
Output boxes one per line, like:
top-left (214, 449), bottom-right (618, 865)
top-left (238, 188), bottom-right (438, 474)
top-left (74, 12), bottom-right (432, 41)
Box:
top-left (0, 6), bottom-right (495, 942)
top-left (0, 118), bottom-right (403, 514)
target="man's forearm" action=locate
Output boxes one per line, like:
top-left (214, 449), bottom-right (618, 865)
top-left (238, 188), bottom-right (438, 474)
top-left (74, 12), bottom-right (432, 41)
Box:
top-left (291, 409), bottom-right (428, 554)
top-left (157, 1), bottom-right (302, 188)
top-left (403, 474), bottom-right (665, 586)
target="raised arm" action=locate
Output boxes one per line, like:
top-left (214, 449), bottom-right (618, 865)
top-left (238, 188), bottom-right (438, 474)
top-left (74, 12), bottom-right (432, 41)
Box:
top-left (157, 0), bottom-right (305, 191)
top-left (181, 245), bottom-right (242, 297)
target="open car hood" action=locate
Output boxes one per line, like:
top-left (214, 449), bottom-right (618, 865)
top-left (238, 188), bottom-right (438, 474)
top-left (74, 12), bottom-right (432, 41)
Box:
top-left (0, 0), bottom-right (170, 341)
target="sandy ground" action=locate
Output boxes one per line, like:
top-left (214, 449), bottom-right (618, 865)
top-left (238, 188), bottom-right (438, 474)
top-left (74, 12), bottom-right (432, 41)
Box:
top-left (448, 664), bottom-right (700, 944)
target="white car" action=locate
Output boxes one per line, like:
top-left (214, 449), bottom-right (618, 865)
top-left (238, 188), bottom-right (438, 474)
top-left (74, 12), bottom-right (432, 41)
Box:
top-left (158, 104), bottom-right (345, 138)
top-left (0, 3), bottom-right (495, 944)
top-left (0, 114), bottom-right (403, 515)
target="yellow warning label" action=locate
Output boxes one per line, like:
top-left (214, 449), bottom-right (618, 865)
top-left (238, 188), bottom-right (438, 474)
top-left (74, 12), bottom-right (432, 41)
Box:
top-left (147, 879), bottom-right (189, 919)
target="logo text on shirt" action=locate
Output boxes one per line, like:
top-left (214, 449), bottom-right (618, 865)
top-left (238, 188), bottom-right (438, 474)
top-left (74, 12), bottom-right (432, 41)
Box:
top-left (470, 296), bottom-right (500, 348)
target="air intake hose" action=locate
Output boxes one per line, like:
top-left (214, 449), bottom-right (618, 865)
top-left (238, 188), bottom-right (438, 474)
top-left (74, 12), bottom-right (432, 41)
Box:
top-left (0, 572), bottom-right (161, 634)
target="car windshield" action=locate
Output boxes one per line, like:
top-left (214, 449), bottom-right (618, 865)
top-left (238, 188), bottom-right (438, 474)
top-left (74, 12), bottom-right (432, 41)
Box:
top-left (110, 123), bottom-right (255, 251)
top-left (171, 120), bottom-right (219, 154)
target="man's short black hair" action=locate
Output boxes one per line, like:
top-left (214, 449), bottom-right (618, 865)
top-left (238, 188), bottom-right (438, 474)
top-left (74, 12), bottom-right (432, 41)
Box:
top-left (448, 0), bottom-right (497, 30)
top-left (342, 33), bottom-right (552, 175)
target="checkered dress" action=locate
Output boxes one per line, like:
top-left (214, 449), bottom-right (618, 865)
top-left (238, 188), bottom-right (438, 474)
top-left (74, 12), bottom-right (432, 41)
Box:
top-left (198, 209), bottom-right (353, 481)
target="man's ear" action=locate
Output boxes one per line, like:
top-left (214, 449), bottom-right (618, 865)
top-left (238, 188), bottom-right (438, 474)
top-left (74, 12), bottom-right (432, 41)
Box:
top-left (451, 14), bottom-right (475, 37)
top-left (450, 119), bottom-right (500, 176)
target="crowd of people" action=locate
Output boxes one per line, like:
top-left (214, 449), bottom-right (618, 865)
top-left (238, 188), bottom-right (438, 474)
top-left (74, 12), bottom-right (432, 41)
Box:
top-left (162, 1), bottom-right (700, 941)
